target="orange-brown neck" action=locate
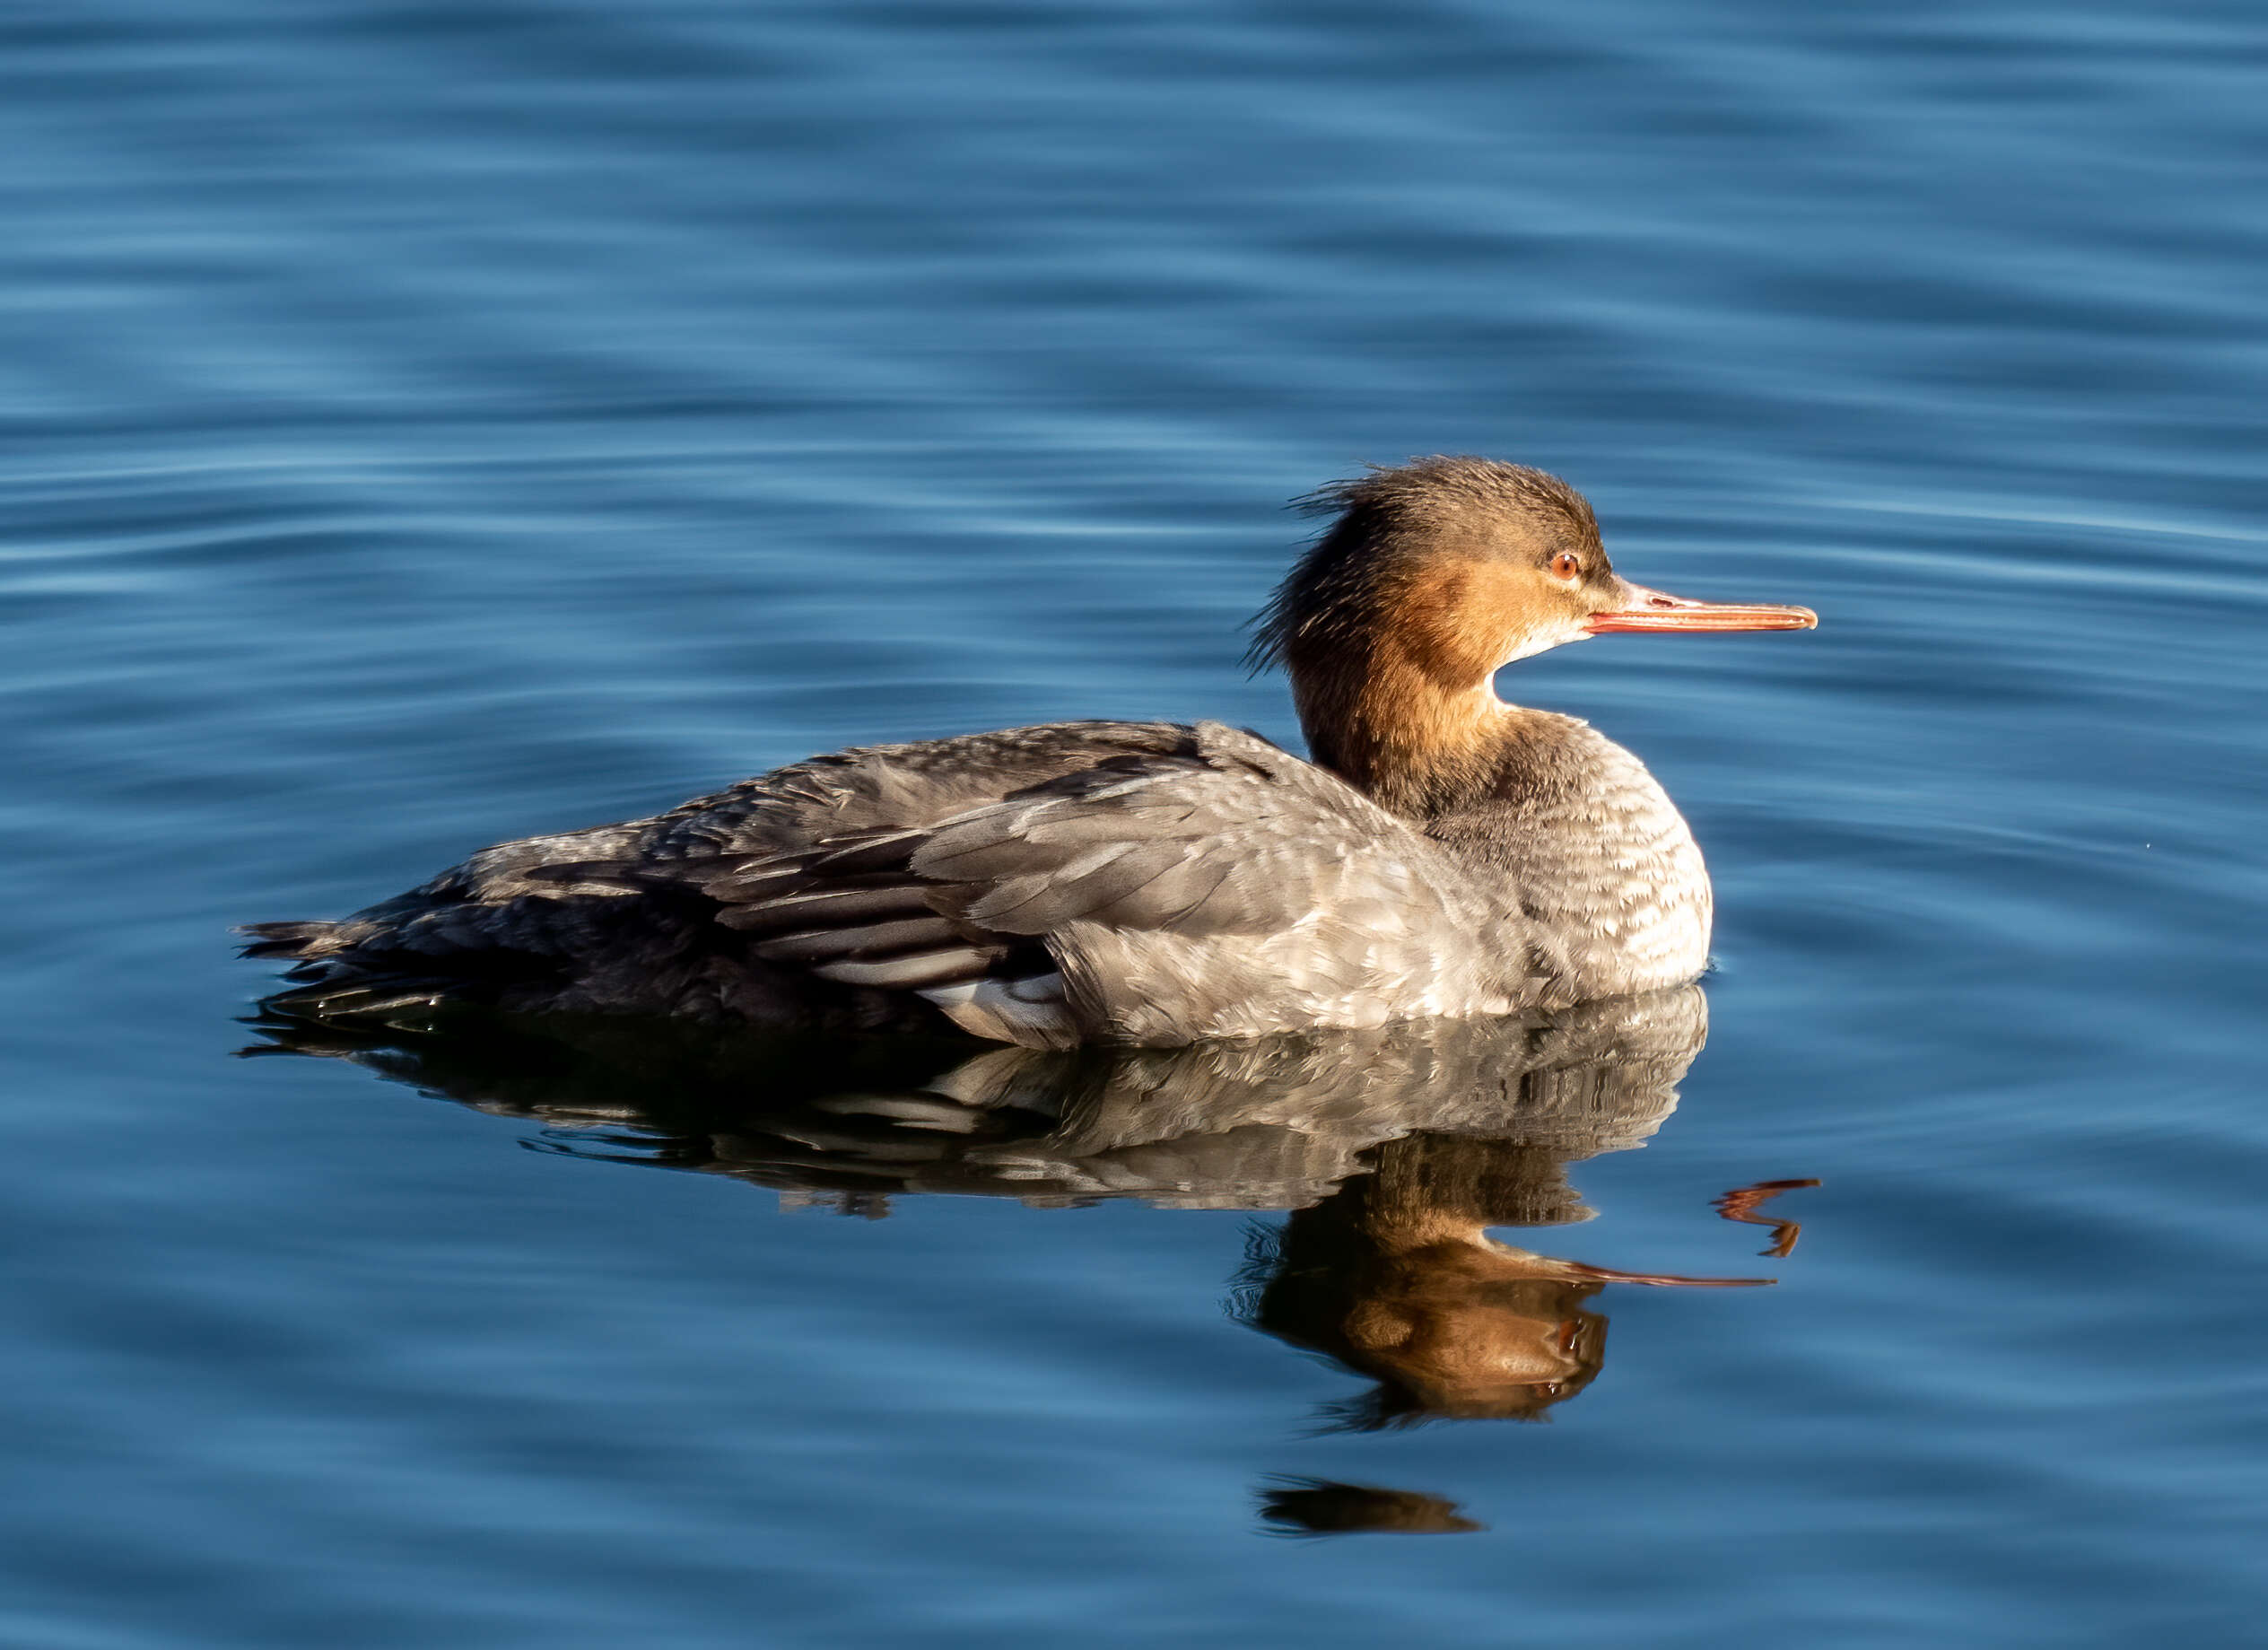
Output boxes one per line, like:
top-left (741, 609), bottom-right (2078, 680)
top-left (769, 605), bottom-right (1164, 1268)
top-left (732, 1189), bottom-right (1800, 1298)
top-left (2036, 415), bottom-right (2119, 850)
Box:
top-left (1284, 563), bottom-right (1528, 817)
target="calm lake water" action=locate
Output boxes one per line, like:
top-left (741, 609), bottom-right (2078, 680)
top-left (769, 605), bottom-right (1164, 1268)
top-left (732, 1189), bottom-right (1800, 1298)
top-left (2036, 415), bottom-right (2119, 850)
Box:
top-left (4, 1), bottom-right (2264, 1644)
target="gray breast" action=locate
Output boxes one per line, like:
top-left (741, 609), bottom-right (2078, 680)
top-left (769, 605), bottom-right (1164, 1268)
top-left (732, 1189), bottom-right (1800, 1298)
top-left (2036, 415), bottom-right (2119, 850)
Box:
top-left (1426, 714), bottom-right (1712, 1002)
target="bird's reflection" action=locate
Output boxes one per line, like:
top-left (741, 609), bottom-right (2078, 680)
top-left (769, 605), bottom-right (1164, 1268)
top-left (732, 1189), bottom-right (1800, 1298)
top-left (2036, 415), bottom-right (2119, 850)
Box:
top-left (247, 983), bottom-right (1810, 1532)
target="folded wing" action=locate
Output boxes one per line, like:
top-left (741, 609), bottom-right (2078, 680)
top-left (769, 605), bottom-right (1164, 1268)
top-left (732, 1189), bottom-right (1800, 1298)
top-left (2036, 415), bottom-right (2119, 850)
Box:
top-left (580, 723), bottom-right (1509, 1046)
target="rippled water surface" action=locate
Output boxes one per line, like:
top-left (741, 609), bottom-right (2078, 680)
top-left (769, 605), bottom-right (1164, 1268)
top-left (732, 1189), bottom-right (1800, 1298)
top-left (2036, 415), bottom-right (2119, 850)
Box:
top-left (5, 1), bottom-right (2265, 1644)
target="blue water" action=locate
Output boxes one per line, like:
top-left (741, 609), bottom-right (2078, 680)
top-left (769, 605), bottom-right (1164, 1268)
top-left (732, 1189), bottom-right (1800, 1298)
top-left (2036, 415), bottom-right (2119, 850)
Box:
top-left (4, 0), bottom-right (2265, 1642)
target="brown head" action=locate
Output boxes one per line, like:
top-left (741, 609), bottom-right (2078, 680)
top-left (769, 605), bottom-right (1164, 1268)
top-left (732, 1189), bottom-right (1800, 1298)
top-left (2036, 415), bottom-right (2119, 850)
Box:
top-left (1247, 457), bottom-right (1816, 812)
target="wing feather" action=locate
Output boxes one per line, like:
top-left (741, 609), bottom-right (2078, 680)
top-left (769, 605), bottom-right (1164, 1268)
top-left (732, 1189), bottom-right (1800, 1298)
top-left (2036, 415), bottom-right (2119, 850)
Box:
top-left (251, 719), bottom-right (1511, 1044)
top-left (621, 723), bottom-right (1503, 1043)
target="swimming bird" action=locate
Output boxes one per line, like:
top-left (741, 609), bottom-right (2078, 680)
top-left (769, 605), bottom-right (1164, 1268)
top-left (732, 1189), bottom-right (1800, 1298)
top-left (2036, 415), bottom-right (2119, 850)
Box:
top-left (242, 457), bottom-right (1814, 1047)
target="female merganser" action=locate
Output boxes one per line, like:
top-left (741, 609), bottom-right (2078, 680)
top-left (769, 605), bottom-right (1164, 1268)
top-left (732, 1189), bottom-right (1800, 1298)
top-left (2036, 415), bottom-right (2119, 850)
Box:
top-left (243, 457), bottom-right (1814, 1046)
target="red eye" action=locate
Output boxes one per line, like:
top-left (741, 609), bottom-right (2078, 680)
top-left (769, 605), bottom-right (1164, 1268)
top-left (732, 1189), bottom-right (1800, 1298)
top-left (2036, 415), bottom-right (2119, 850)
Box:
top-left (1551, 553), bottom-right (1582, 580)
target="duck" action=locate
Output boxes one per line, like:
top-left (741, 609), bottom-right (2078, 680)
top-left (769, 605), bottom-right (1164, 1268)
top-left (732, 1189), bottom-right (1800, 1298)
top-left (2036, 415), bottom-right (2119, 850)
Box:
top-left (241, 456), bottom-right (1814, 1047)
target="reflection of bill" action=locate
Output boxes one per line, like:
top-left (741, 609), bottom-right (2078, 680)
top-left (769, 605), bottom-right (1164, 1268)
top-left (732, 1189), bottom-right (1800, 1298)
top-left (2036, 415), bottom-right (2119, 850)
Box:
top-left (1714, 1178), bottom-right (1822, 1258)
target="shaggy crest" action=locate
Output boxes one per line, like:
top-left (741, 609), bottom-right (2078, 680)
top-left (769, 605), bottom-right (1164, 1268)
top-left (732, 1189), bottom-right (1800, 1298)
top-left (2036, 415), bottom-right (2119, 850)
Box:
top-left (1246, 456), bottom-right (1602, 675)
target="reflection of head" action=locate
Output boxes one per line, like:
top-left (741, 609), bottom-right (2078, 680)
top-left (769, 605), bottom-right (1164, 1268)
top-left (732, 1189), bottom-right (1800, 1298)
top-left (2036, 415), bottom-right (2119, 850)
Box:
top-left (1237, 1133), bottom-right (1611, 1427)
top-left (1256, 1476), bottom-right (1484, 1536)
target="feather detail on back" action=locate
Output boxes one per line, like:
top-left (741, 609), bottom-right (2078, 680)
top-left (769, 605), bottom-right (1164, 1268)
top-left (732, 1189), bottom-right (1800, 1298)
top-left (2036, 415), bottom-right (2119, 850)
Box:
top-left (244, 720), bottom-right (1548, 1044)
top-left (486, 723), bottom-right (1526, 1046)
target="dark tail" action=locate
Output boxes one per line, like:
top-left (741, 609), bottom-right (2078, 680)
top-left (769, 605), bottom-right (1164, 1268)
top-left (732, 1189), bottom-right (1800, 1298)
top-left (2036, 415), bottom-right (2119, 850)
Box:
top-left (235, 920), bottom-right (345, 961)
top-left (256, 976), bottom-right (452, 1021)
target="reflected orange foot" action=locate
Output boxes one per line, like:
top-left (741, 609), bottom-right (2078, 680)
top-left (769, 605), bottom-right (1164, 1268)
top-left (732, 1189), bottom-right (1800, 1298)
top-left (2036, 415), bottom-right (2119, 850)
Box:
top-left (1712, 1178), bottom-right (1821, 1259)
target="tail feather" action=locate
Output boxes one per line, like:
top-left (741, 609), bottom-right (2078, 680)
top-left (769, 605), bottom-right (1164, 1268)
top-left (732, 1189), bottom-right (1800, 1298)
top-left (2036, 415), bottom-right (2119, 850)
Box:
top-left (258, 976), bottom-right (453, 1021)
top-left (235, 920), bottom-right (346, 961)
